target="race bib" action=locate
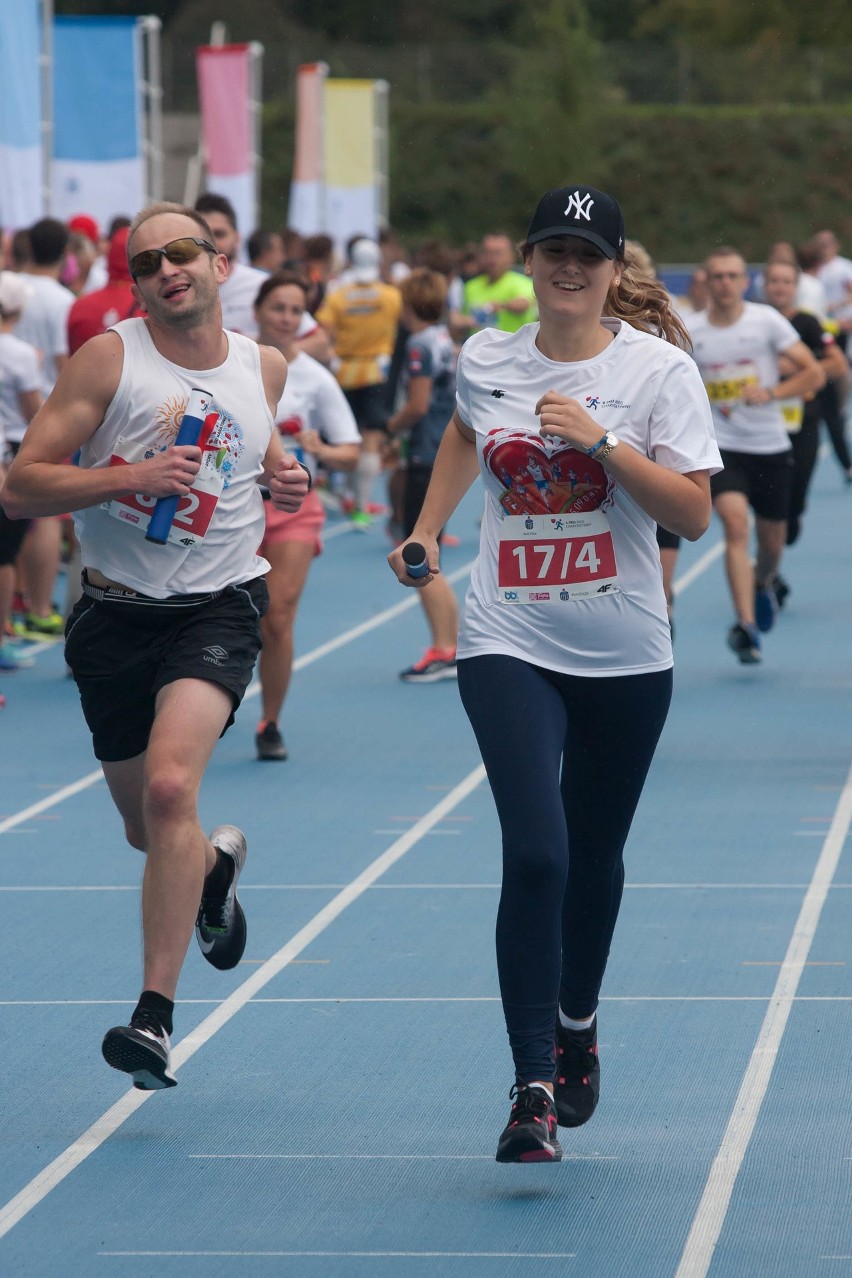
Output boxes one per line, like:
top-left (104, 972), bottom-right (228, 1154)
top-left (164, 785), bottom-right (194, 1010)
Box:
top-left (101, 435), bottom-right (225, 549)
top-left (497, 510), bottom-right (619, 605)
top-left (704, 360), bottom-right (760, 414)
top-left (779, 397), bottom-right (804, 433)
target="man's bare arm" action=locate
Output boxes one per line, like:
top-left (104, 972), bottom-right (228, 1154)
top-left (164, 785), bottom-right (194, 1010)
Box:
top-left (1, 332), bottom-right (202, 519)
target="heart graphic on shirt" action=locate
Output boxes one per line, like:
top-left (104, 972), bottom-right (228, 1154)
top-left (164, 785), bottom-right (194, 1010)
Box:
top-left (482, 428), bottom-right (608, 515)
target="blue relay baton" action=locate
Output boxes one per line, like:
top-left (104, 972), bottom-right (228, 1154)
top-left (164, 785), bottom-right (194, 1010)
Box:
top-left (145, 386), bottom-right (213, 545)
top-left (402, 542), bottom-right (430, 579)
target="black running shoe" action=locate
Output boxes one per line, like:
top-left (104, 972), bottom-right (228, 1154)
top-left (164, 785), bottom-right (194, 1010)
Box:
top-left (727, 622), bottom-right (762, 664)
top-left (773, 574), bottom-right (791, 609)
top-left (256, 721), bottom-right (288, 761)
top-left (102, 1010), bottom-right (177, 1090)
top-left (495, 1084), bottom-right (562, 1163)
top-left (195, 825), bottom-right (247, 970)
top-left (554, 1017), bottom-right (600, 1128)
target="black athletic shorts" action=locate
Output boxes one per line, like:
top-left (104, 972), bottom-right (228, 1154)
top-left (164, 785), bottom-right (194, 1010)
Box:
top-left (64, 576), bottom-right (268, 763)
top-left (655, 525), bottom-right (681, 552)
top-left (344, 383), bottom-right (388, 434)
top-left (0, 507), bottom-right (30, 567)
top-left (710, 448), bottom-right (792, 522)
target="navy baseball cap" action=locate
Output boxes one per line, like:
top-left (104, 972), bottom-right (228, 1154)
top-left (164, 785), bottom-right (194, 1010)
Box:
top-left (525, 186), bottom-right (625, 260)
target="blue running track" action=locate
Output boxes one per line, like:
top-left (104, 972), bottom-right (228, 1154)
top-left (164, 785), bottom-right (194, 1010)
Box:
top-left (1, 452), bottom-right (851, 1277)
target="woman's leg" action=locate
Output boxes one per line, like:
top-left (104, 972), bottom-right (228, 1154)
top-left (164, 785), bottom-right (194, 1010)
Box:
top-left (457, 654), bottom-right (570, 1085)
top-left (558, 669), bottom-right (673, 1018)
top-left (258, 538), bottom-right (314, 727)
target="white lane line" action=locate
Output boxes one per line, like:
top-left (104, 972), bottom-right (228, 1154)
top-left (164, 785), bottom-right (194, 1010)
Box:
top-left (671, 538), bottom-right (724, 596)
top-left (99, 1252), bottom-right (578, 1260)
top-left (6, 995), bottom-right (852, 1008)
top-left (0, 762), bottom-right (486, 1242)
top-left (247, 557), bottom-right (476, 685)
top-left (5, 880), bottom-right (837, 892)
top-left (675, 757), bottom-right (852, 1278)
top-left (188, 1153), bottom-right (614, 1161)
top-left (1, 557), bottom-right (477, 840)
top-left (0, 771), bottom-right (103, 837)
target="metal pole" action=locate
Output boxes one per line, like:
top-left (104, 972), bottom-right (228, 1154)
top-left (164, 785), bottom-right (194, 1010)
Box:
top-left (140, 16), bottom-right (163, 202)
top-left (374, 79), bottom-right (389, 231)
top-left (40, 0), bottom-right (54, 214)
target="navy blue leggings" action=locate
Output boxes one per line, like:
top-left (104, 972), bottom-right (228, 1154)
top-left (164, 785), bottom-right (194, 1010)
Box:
top-left (457, 655), bottom-right (672, 1083)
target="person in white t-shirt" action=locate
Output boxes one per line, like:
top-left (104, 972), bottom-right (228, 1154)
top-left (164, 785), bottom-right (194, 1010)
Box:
top-left (0, 272), bottom-right (43, 672)
top-left (13, 217), bottom-right (76, 637)
top-left (389, 184), bottom-right (721, 1165)
top-left (813, 229), bottom-right (852, 336)
top-left (687, 247), bottom-right (823, 662)
top-left (253, 272), bottom-right (361, 761)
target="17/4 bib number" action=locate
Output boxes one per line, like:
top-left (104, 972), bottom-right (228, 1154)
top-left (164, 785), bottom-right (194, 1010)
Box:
top-left (499, 533), bottom-right (616, 587)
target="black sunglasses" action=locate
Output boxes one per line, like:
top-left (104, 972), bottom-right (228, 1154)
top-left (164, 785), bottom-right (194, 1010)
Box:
top-left (130, 236), bottom-right (217, 279)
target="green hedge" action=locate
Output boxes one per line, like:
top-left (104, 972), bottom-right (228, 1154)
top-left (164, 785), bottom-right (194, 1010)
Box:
top-left (261, 101), bottom-right (852, 260)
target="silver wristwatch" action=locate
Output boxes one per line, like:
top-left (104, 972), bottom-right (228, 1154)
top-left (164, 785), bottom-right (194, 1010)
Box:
top-left (588, 431), bottom-right (619, 463)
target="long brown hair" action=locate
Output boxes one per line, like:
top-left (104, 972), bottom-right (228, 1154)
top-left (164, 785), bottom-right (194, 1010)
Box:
top-left (603, 254), bottom-right (692, 350)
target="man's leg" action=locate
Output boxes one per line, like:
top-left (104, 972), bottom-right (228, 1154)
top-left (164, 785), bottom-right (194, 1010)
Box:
top-left (139, 677), bottom-right (231, 999)
top-left (754, 516), bottom-right (787, 592)
top-left (713, 491), bottom-right (755, 625)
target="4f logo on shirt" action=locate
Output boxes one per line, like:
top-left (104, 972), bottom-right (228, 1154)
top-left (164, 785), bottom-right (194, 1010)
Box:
top-left (564, 190), bottom-right (594, 221)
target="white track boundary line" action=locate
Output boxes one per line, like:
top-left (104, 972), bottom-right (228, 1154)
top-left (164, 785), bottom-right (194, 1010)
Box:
top-left (675, 757), bottom-right (852, 1278)
top-left (0, 558), bottom-right (477, 840)
top-left (0, 772), bottom-right (103, 837)
top-left (0, 763), bottom-right (485, 1242)
top-left (671, 538), bottom-right (723, 596)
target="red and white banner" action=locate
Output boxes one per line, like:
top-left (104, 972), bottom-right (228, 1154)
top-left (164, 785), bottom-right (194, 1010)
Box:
top-left (196, 42), bottom-right (262, 239)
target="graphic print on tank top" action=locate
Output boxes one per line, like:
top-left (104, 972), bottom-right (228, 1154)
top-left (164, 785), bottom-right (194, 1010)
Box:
top-left (481, 427), bottom-right (620, 605)
top-left (102, 392), bottom-right (247, 548)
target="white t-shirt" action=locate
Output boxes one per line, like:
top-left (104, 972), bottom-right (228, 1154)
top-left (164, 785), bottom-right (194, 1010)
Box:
top-left (817, 254), bottom-right (852, 319)
top-left (796, 273), bottom-right (828, 322)
top-left (455, 320), bottom-right (721, 677)
top-left (272, 351), bottom-right (360, 483)
top-left (687, 302), bottom-right (800, 453)
top-left (13, 273), bottom-right (74, 395)
top-left (0, 332), bottom-right (41, 449)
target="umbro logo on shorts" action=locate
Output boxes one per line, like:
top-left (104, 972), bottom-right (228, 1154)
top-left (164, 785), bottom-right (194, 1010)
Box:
top-left (202, 645), bottom-right (229, 667)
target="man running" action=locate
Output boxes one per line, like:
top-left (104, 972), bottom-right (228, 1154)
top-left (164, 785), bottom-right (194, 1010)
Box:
top-left (687, 247), bottom-right (823, 663)
top-left (0, 202), bottom-right (309, 1089)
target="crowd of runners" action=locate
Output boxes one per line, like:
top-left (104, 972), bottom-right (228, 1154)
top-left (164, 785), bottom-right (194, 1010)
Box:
top-left (1, 188), bottom-right (850, 1158)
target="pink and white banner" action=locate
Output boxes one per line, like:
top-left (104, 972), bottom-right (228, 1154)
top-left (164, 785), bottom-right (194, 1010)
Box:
top-left (196, 43), bottom-right (261, 238)
top-left (288, 66), bottom-right (388, 253)
top-left (288, 63), bottom-right (328, 236)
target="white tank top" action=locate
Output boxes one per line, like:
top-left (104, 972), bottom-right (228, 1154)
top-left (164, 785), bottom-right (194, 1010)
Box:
top-left (73, 318), bottom-right (273, 597)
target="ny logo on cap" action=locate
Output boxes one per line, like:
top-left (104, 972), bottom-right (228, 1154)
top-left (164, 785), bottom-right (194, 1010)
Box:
top-left (564, 190), bottom-right (594, 222)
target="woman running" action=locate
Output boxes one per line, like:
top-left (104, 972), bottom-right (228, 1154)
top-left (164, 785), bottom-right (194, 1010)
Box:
top-left (254, 272), bottom-right (360, 760)
top-left (388, 185), bottom-right (721, 1163)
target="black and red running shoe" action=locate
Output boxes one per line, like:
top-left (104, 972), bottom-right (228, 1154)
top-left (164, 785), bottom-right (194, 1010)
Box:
top-left (495, 1084), bottom-right (562, 1163)
top-left (554, 1016), bottom-right (600, 1128)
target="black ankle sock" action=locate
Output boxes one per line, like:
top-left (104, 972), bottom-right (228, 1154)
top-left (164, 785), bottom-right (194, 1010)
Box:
top-left (134, 990), bottom-right (174, 1036)
top-left (203, 847), bottom-right (233, 897)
